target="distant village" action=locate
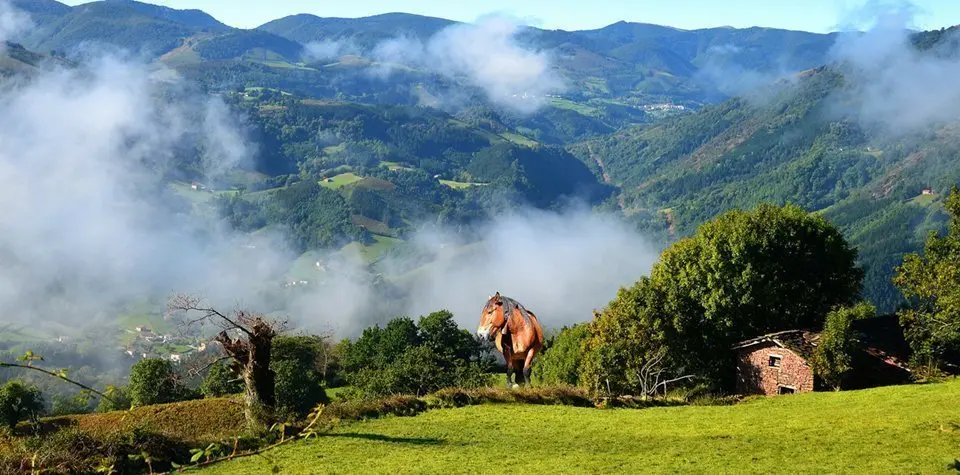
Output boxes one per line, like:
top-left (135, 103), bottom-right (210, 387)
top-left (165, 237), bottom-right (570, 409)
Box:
top-left (121, 325), bottom-right (209, 363)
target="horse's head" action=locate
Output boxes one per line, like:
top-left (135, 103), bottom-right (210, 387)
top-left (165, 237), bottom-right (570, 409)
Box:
top-left (477, 292), bottom-right (506, 341)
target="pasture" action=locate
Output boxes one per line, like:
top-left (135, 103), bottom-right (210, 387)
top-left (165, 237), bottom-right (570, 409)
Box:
top-left (320, 173), bottom-right (364, 189)
top-left (202, 378), bottom-right (960, 474)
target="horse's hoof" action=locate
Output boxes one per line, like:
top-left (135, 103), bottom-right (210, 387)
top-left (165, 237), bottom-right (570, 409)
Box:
top-left (511, 384), bottom-right (520, 390)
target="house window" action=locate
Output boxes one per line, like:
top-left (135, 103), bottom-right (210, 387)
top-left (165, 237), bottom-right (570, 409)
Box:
top-left (768, 355), bottom-right (782, 368)
top-left (778, 386), bottom-right (796, 395)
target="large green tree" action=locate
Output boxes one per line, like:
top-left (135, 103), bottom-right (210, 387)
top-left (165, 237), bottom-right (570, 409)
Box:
top-left (128, 358), bottom-right (190, 407)
top-left (583, 203), bottom-right (864, 394)
top-left (894, 186), bottom-right (960, 373)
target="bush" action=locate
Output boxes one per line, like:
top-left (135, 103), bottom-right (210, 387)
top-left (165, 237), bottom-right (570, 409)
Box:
top-left (128, 358), bottom-right (190, 407)
top-left (200, 362), bottom-right (243, 398)
top-left (343, 311), bottom-right (494, 398)
top-left (812, 302), bottom-right (875, 390)
top-left (0, 380), bottom-right (44, 428)
top-left (96, 385), bottom-right (132, 413)
top-left (425, 386), bottom-right (594, 409)
top-left (534, 323), bottom-right (590, 386)
top-left (272, 336), bottom-right (330, 418)
top-left (51, 392), bottom-right (95, 416)
top-left (321, 395), bottom-right (427, 423)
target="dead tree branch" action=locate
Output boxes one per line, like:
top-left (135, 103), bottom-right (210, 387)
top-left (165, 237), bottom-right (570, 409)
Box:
top-left (0, 358), bottom-right (117, 406)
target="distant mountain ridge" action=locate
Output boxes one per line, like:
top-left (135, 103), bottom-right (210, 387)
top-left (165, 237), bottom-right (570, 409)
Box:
top-left (11, 0), bottom-right (838, 106)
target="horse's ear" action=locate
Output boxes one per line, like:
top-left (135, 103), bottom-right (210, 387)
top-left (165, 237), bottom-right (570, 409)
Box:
top-left (493, 292), bottom-right (502, 305)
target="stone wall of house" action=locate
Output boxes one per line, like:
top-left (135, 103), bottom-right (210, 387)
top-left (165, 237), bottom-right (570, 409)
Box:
top-left (736, 341), bottom-right (814, 395)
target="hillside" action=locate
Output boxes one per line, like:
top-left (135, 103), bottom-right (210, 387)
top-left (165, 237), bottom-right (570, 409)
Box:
top-left (20, 0), bottom-right (228, 57)
top-left (259, 14), bottom-right (837, 106)
top-left (572, 31), bottom-right (960, 312)
top-left (0, 42), bottom-right (71, 75)
top-left (258, 12), bottom-right (456, 48)
top-left (0, 1), bottom-right (845, 135)
top-left (206, 95), bottom-right (612, 258)
top-left (202, 379), bottom-right (960, 474)
top-left (160, 30), bottom-right (305, 66)
top-left (257, 13), bottom-right (836, 103)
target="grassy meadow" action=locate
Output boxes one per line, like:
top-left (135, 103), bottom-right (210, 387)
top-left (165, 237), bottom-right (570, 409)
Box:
top-left (201, 379), bottom-right (960, 474)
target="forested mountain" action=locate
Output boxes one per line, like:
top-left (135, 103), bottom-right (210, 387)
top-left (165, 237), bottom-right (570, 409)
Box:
top-left (258, 12), bottom-right (456, 48)
top-left (20, 0), bottom-right (227, 57)
top-left (5, 0), bottom-right (960, 315)
top-left (13, 0), bottom-right (836, 108)
top-left (571, 27), bottom-right (960, 312)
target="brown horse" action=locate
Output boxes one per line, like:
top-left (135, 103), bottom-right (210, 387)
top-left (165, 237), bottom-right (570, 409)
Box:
top-left (477, 292), bottom-right (545, 388)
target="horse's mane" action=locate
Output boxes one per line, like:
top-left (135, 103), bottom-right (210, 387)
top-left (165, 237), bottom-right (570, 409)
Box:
top-left (498, 296), bottom-right (534, 327)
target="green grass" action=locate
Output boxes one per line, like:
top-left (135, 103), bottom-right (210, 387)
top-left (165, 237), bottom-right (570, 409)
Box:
top-left (909, 193), bottom-right (939, 207)
top-left (380, 161), bottom-right (414, 171)
top-left (325, 386), bottom-right (353, 400)
top-left (341, 235), bottom-right (402, 263)
top-left (202, 379), bottom-right (960, 474)
top-left (549, 97), bottom-right (600, 116)
top-left (439, 179), bottom-right (487, 189)
top-left (320, 173), bottom-right (363, 189)
top-left (169, 182), bottom-right (213, 205)
top-left (287, 250), bottom-right (326, 280)
top-left (583, 77), bottom-right (611, 94)
top-left (0, 326), bottom-right (42, 343)
top-left (500, 131), bottom-right (539, 147)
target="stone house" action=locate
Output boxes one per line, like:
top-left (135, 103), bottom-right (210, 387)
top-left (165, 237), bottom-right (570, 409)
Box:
top-left (733, 316), bottom-right (915, 396)
top-left (733, 330), bottom-right (818, 395)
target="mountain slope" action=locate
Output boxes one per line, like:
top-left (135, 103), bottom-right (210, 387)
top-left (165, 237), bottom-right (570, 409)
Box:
top-left (572, 53), bottom-right (960, 311)
top-left (161, 30), bottom-right (305, 65)
top-left (257, 13), bottom-right (456, 47)
top-left (20, 0), bottom-right (227, 57)
top-left (9, 0), bottom-right (71, 26)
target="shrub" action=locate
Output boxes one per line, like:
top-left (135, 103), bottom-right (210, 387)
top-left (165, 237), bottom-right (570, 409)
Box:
top-left (96, 385), bottom-right (132, 413)
top-left (51, 392), bottom-right (95, 416)
top-left (0, 380), bottom-right (44, 428)
top-left (343, 311), bottom-right (494, 398)
top-left (200, 362), bottom-right (243, 398)
top-left (321, 395), bottom-right (427, 423)
top-left (425, 386), bottom-right (594, 409)
top-left (128, 358), bottom-right (190, 407)
top-left (812, 302), bottom-right (875, 390)
top-left (534, 323), bottom-right (590, 386)
top-left (272, 336), bottom-right (330, 418)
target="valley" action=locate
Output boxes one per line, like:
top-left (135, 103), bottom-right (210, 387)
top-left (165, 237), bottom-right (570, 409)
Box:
top-left (1, 1), bottom-right (959, 473)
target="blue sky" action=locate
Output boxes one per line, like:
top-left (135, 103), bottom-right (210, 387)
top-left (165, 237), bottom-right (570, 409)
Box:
top-left (60, 0), bottom-right (960, 33)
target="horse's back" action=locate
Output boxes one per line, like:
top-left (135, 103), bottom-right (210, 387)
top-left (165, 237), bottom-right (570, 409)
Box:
top-left (509, 304), bottom-right (544, 354)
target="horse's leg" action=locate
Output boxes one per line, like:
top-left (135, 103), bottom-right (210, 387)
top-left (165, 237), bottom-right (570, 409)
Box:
top-left (521, 348), bottom-right (537, 386)
top-left (505, 357), bottom-right (515, 388)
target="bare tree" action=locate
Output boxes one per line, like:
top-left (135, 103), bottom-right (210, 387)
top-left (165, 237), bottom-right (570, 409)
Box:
top-left (168, 294), bottom-right (288, 432)
top-left (633, 349), bottom-right (696, 400)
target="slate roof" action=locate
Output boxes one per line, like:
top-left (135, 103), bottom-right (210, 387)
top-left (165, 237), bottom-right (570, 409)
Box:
top-left (732, 330), bottom-right (820, 360)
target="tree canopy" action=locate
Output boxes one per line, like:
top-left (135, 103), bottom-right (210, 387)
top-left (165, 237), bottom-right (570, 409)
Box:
top-left (894, 186), bottom-right (960, 373)
top-left (582, 203), bottom-right (864, 394)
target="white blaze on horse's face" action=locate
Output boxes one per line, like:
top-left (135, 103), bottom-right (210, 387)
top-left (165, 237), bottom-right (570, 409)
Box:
top-left (477, 305), bottom-right (496, 340)
top-left (477, 311), bottom-right (494, 340)
top-left (478, 292), bottom-right (502, 341)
